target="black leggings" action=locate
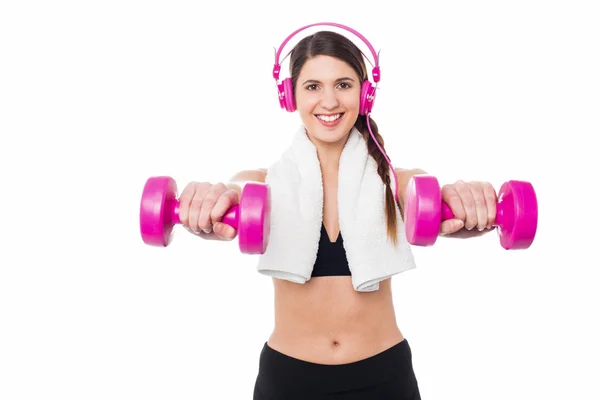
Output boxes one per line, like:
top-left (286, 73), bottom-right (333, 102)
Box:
top-left (253, 339), bottom-right (421, 399)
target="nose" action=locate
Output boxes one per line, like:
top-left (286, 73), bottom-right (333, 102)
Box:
top-left (319, 87), bottom-right (339, 110)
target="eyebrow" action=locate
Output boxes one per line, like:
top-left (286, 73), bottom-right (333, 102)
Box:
top-left (301, 77), bottom-right (356, 85)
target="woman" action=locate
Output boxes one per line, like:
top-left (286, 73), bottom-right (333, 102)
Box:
top-left (177, 27), bottom-right (497, 399)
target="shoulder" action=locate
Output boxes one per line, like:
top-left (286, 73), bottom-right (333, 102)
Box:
top-left (394, 168), bottom-right (423, 184)
top-left (230, 168), bottom-right (267, 183)
top-left (394, 168), bottom-right (409, 178)
top-left (393, 168), bottom-right (428, 205)
top-left (394, 168), bottom-right (427, 181)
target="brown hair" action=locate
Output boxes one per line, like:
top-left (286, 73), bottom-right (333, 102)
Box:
top-left (289, 31), bottom-right (403, 245)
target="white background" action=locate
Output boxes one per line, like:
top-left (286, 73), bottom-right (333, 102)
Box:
top-left (1, 0), bottom-right (599, 399)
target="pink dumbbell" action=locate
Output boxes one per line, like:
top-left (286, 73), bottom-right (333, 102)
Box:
top-left (139, 176), bottom-right (271, 254)
top-left (404, 175), bottom-right (538, 250)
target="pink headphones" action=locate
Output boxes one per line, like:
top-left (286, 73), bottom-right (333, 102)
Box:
top-left (272, 22), bottom-right (381, 115)
top-left (272, 22), bottom-right (399, 203)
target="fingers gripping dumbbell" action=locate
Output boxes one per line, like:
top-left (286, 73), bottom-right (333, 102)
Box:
top-left (139, 176), bottom-right (271, 254)
top-left (404, 175), bottom-right (538, 250)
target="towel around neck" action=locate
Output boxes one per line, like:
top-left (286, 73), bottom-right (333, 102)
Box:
top-left (255, 125), bottom-right (416, 292)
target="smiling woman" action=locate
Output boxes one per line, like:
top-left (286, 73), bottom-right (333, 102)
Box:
top-left (247, 27), bottom-right (425, 399)
top-left (174, 22), bottom-right (502, 400)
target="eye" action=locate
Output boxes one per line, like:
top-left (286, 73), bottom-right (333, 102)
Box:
top-left (338, 82), bottom-right (352, 89)
top-left (305, 84), bottom-right (319, 91)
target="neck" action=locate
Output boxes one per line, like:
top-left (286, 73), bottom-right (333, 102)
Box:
top-left (308, 132), bottom-right (351, 174)
top-left (316, 140), bottom-right (345, 175)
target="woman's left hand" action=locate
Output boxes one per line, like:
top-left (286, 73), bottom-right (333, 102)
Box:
top-left (440, 180), bottom-right (497, 238)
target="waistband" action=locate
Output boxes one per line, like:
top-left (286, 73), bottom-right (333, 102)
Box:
top-left (257, 339), bottom-right (416, 393)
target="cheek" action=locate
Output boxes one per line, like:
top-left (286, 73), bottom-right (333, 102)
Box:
top-left (295, 92), bottom-right (318, 114)
top-left (343, 91), bottom-right (361, 111)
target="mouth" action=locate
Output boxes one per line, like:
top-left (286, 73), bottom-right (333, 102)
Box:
top-left (314, 113), bottom-right (344, 127)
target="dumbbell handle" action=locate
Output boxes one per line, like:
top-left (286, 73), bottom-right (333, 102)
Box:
top-left (166, 199), bottom-right (240, 228)
top-left (441, 201), bottom-right (508, 228)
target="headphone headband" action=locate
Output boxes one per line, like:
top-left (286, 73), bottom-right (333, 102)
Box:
top-left (272, 22), bottom-right (380, 83)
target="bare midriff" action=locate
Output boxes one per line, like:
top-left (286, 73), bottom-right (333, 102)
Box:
top-left (267, 275), bottom-right (404, 365)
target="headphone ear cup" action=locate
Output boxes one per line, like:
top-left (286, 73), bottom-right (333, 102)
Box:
top-left (277, 78), bottom-right (296, 112)
top-left (359, 80), bottom-right (376, 115)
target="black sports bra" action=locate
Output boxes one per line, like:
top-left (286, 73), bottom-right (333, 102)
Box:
top-left (311, 223), bottom-right (351, 277)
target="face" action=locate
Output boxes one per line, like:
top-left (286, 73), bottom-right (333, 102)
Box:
top-left (294, 55), bottom-right (361, 145)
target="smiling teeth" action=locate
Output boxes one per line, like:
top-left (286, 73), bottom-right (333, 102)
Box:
top-left (317, 114), bottom-right (341, 122)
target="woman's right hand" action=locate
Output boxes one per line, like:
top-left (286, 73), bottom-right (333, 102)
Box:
top-left (178, 181), bottom-right (240, 241)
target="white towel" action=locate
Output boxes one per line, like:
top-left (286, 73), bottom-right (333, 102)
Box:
top-left (256, 125), bottom-right (417, 292)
